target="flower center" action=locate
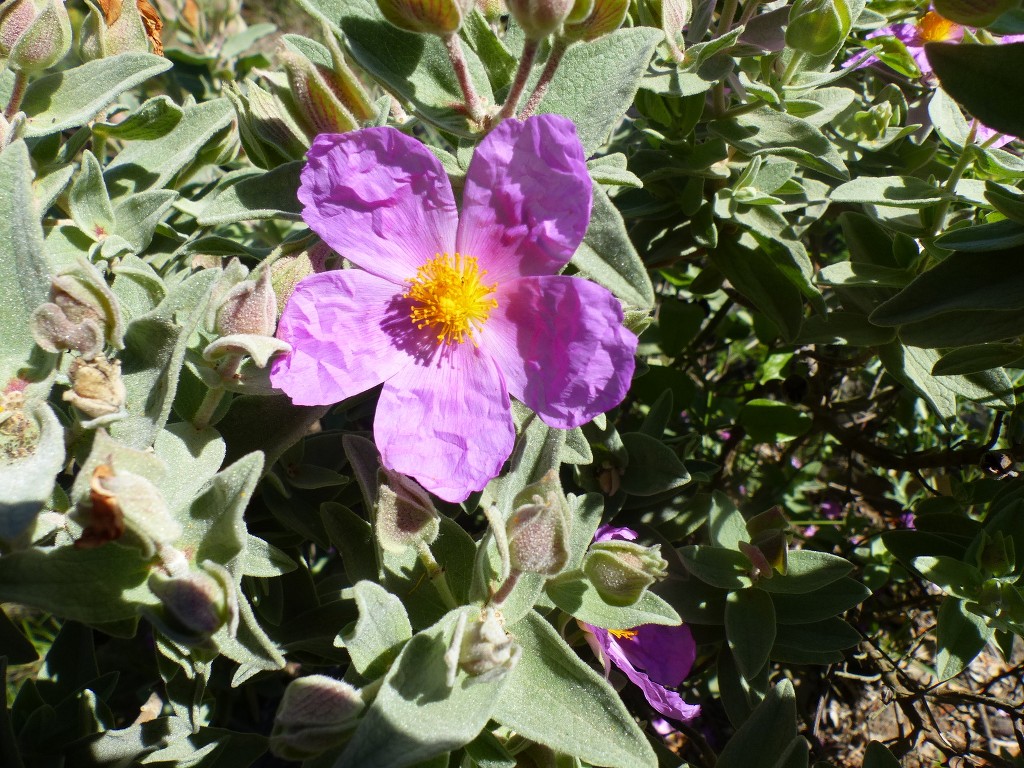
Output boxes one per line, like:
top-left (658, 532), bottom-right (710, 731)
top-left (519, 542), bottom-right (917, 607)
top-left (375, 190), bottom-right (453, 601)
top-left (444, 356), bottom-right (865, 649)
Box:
top-left (608, 628), bottom-right (638, 640)
top-left (917, 11), bottom-right (959, 43)
top-left (405, 253), bottom-right (498, 345)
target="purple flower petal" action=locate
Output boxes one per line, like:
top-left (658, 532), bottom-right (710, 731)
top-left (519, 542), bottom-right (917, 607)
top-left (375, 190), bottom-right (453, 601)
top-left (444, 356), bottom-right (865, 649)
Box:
top-left (616, 623), bottom-right (697, 687)
top-left (270, 270), bottom-right (415, 406)
top-left (457, 115), bottom-right (592, 283)
top-left (595, 525), bottom-right (639, 543)
top-left (481, 275), bottom-right (636, 429)
top-left (602, 628), bottom-right (701, 722)
top-left (298, 129), bottom-right (459, 284)
top-left (374, 344), bottom-right (515, 502)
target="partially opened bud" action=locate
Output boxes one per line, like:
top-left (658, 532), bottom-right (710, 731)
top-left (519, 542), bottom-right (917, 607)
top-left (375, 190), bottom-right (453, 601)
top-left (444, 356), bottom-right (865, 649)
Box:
top-left (583, 539), bottom-right (668, 606)
top-left (79, 0), bottom-right (161, 61)
top-left (271, 675), bottom-right (365, 760)
top-left (376, 0), bottom-right (474, 35)
top-left (30, 263), bottom-right (124, 359)
top-left (506, 0), bottom-right (575, 38)
top-left (279, 48), bottom-right (358, 136)
top-left (0, 0), bottom-right (72, 72)
top-left (148, 559), bottom-right (238, 645)
top-left (374, 468), bottom-right (440, 552)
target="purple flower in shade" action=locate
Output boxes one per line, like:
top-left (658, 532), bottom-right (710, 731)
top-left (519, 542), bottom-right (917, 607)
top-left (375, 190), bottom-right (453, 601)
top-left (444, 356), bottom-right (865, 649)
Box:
top-left (581, 525), bottom-right (701, 722)
top-left (847, 10), bottom-right (963, 76)
top-left (269, 115), bottom-right (637, 503)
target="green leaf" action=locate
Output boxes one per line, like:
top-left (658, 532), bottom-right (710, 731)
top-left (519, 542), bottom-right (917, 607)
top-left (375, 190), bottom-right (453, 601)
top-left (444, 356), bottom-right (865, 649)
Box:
top-left (545, 570), bottom-right (681, 629)
top-left (863, 741), bottom-right (901, 768)
top-left (112, 190), bottom-right (178, 254)
top-left (493, 612), bottom-right (656, 768)
top-left (197, 163), bottom-right (305, 225)
top-left (711, 241), bottom-right (804, 341)
top-left (912, 556), bottom-right (984, 600)
top-left (926, 42), bottom-right (1024, 139)
top-left (337, 608), bottom-right (508, 768)
top-left (738, 399), bottom-right (812, 443)
top-left (620, 432), bottom-right (690, 495)
top-left (92, 95), bottom-right (184, 140)
top-left (932, 343), bottom-right (1024, 375)
top-left (151, 423), bottom-right (227, 516)
top-left (758, 550), bottom-right (854, 594)
top-left (339, 581), bottom-right (412, 679)
top-left (830, 175), bottom-right (948, 207)
top-left (68, 151), bottom-right (115, 239)
top-left (726, 588), bottom-right (776, 679)
top-left (715, 680), bottom-right (804, 768)
top-left (105, 99), bottom-right (235, 195)
top-left (771, 577), bottom-right (870, 624)
top-left (322, 502), bottom-right (379, 585)
top-left (935, 219), bottom-right (1024, 251)
top-left (0, 544), bottom-right (154, 624)
top-left (679, 546), bottom-right (754, 589)
top-left (571, 185), bottom-right (655, 309)
top-left (717, 647), bottom-right (769, 728)
top-left (0, 404), bottom-right (66, 540)
top-left (771, 617), bottom-right (860, 663)
top-left (0, 141), bottom-right (51, 384)
top-left (710, 106), bottom-right (849, 180)
top-left (935, 597), bottom-right (993, 681)
top-left (795, 311), bottom-right (897, 346)
top-left (21, 54), bottom-right (172, 137)
top-left (537, 28), bottom-right (663, 156)
top-left (0, 606), bottom-right (38, 665)
top-left (708, 491), bottom-right (748, 550)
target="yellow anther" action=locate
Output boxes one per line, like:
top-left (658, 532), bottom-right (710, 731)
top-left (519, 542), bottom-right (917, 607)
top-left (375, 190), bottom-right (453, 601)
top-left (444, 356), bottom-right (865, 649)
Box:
top-left (405, 253), bottom-right (498, 345)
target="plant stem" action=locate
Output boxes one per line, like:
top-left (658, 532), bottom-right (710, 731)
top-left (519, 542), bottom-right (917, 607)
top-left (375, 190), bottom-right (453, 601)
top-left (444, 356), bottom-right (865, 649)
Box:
top-left (520, 38), bottom-right (569, 119)
top-left (4, 70), bottom-right (29, 121)
top-left (443, 33), bottom-right (484, 123)
top-left (417, 542), bottom-right (458, 610)
top-left (928, 121), bottom-right (978, 238)
top-left (780, 50), bottom-right (805, 87)
top-left (489, 570), bottom-right (521, 606)
top-left (192, 386), bottom-right (226, 431)
top-left (495, 38), bottom-right (539, 122)
top-left (716, 0), bottom-right (740, 36)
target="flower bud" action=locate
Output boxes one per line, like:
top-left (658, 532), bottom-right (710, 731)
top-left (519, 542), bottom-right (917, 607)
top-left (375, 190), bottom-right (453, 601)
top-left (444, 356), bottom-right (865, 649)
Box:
top-left (785, 0), bottom-right (851, 56)
top-left (270, 675), bottom-right (364, 760)
top-left (446, 608), bottom-right (521, 686)
top-left (62, 355), bottom-right (127, 421)
top-left (744, 506), bottom-right (790, 577)
top-left (148, 559), bottom-right (238, 645)
top-left (564, 0), bottom-right (627, 41)
top-left (78, 0), bottom-right (160, 61)
top-left (583, 539), bottom-right (668, 606)
top-left (506, 471), bottom-right (570, 576)
top-left (507, 0), bottom-right (575, 39)
top-left (30, 262), bottom-right (124, 359)
top-left (74, 464), bottom-right (181, 556)
top-left (376, 0), bottom-right (474, 35)
top-left (374, 468), bottom-right (440, 553)
top-left (215, 268), bottom-right (277, 337)
top-left (278, 48), bottom-right (358, 136)
top-left (0, 0), bottom-right (72, 72)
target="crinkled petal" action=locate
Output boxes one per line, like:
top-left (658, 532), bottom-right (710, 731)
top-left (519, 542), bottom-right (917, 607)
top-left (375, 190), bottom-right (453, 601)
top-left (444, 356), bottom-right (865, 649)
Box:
top-left (457, 115), bottom-right (592, 282)
top-left (270, 270), bottom-right (415, 406)
top-left (604, 635), bottom-right (701, 722)
top-left (481, 275), bottom-right (637, 429)
top-left (618, 624), bottom-right (697, 688)
top-left (298, 128), bottom-right (458, 283)
top-left (374, 343), bottom-right (514, 502)
top-left (595, 525), bottom-right (639, 543)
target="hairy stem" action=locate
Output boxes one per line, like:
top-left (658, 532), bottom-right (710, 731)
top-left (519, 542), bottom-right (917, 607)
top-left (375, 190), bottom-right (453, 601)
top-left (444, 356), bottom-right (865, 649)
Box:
top-left (496, 38), bottom-right (539, 122)
top-left (4, 70), bottom-right (29, 121)
top-left (417, 542), bottom-right (459, 610)
top-left (520, 38), bottom-right (569, 119)
top-left (443, 33), bottom-right (484, 123)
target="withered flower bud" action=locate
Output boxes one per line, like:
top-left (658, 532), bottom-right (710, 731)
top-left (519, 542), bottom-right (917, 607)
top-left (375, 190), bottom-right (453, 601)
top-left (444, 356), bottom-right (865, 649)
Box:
top-left (63, 355), bottom-right (126, 421)
top-left (445, 608), bottom-right (521, 686)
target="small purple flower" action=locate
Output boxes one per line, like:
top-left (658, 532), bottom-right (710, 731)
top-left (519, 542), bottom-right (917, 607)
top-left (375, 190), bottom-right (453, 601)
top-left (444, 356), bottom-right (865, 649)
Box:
top-left (270, 116), bottom-right (637, 502)
top-left (582, 525), bottom-right (700, 722)
top-left (848, 10), bottom-right (963, 77)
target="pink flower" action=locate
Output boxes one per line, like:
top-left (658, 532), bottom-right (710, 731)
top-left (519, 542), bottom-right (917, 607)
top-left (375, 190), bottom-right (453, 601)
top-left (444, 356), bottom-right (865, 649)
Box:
top-left (270, 116), bottom-right (637, 502)
top-left (581, 525), bottom-right (700, 723)
top-left (867, 10), bottom-right (964, 77)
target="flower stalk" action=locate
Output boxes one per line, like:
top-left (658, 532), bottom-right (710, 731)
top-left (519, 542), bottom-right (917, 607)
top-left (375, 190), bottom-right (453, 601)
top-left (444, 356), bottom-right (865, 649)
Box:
top-left (443, 33), bottom-right (484, 122)
top-left (416, 541), bottom-right (458, 610)
top-left (496, 38), bottom-right (539, 122)
top-left (521, 37), bottom-right (569, 118)
top-left (3, 70), bottom-right (29, 120)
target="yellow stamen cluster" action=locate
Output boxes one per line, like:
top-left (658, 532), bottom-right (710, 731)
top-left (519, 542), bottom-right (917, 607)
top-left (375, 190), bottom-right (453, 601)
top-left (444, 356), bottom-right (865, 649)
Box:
top-left (608, 628), bottom-right (639, 640)
top-left (918, 11), bottom-right (960, 42)
top-left (405, 253), bottom-right (498, 345)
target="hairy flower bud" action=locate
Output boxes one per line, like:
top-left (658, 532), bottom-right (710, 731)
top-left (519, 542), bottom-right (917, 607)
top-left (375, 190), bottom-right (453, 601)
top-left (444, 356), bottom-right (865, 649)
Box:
top-left (79, 0), bottom-right (163, 61)
top-left (216, 268), bottom-right (277, 337)
top-left (583, 539), bottom-right (668, 606)
top-left (279, 48), bottom-right (358, 136)
top-left (446, 608), bottom-right (521, 686)
top-left (785, 0), bottom-right (851, 56)
top-left (148, 559), bottom-right (238, 645)
top-left (30, 262), bottom-right (124, 359)
top-left (0, 0), bottom-right (72, 72)
top-left (376, 0), bottom-right (474, 35)
top-left (271, 675), bottom-right (364, 760)
top-left (74, 464), bottom-right (181, 556)
top-left (507, 0), bottom-right (575, 38)
top-left (62, 355), bottom-right (126, 421)
top-left (374, 468), bottom-right (440, 552)
top-left (506, 470), bottom-right (570, 576)
top-left (564, 0), bottom-right (627, 41)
